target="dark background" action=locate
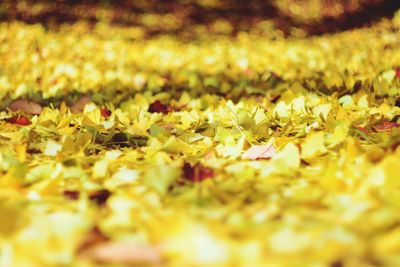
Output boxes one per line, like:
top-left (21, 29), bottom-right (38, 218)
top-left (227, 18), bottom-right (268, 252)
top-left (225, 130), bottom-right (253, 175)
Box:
top-left (2, 0), bottom-right (400, 36)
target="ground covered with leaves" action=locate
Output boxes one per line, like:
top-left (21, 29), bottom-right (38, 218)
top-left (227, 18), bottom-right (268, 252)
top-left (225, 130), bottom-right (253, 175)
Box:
top-left (1, 9), bottom-right (400, 267)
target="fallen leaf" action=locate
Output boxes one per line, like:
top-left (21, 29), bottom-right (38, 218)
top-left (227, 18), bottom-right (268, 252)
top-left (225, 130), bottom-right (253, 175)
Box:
top-left (270, 94), bottom-right (281, 104)
top-left (301, 131), bottom-right (327, 159)
top-left (100, 107), bottom-right (111, 118)
top-left (183, 162), bottom-right (214, 182)
top-left (81, 241), bottom-right (162, 265)
top-left (395, 97), bottom-right (400, 107)
top-left (274, 142), bottom-right (300, 170)
top-left (7, 115), bottom-right (31, 125)
top-left (373, 121), bottom-right (400, 132)
top-left (71, 96), bottom-right (91, 113)
top-left (63, 190), bottom-right (79, 200)
top-left (394, 67), bottom-right (400, 79)
top-left (148, 100), bottom-right (172, 114)
top-left (89, 189), bottom-right (111, 205)
top-left (241, 143), bottom-right (276, 160)
top-left (9, 99), bottom-right (42, 115)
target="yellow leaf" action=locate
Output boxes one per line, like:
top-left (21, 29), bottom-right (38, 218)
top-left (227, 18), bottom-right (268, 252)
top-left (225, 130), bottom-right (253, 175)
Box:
top-left (301, 131), bottom-right (327, 159)
top-left (44, 141), bottom-right (62, 156)
top-left (162, 136), bottom-right (192, 154)
top-left (14, 143), bottom-right (27, 162)
top-left (274, 142), bottom-right (300, 170)
top-left (313, 103), bottom-right (331, 121)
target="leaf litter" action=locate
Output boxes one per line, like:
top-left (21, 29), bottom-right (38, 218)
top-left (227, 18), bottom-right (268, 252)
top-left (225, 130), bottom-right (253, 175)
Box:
top-left (1, 12), bottom-right (400, 267)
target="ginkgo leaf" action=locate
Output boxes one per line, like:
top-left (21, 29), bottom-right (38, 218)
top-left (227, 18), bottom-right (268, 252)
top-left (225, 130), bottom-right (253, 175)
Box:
top-left (273, 142), bottom-right (300, 169)
top-left (301, 131), bottom-right (327, 159)
top-left (2, 12), bottom-right (400, 267)
top-left (241, 141), bottom-right (276, 160)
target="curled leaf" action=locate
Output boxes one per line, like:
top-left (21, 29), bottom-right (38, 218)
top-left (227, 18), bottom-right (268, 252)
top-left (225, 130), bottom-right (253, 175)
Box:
top-left (9, 99), bottom-right (42, 115)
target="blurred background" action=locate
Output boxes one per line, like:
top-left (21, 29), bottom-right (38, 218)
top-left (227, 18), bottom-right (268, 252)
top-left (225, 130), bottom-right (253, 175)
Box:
top-left (1, 0), bottom-right (399, 36)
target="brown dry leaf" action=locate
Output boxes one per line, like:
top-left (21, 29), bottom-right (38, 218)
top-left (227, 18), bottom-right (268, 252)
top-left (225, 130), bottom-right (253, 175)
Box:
top-left (81, 241), bottom-right (162, 265)
top-left (373, 121), bottom-right (400, 132)
top-left (241, 142), bottom-right (277, 160)
top-left (70, 96), bottom-right (91, 113)
top-left (9, 99), bottom-right (43, 115)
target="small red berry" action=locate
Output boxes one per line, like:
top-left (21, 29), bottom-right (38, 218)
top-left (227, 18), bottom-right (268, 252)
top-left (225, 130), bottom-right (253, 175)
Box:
top-left (7, 115), bottom-right (31, 125)
top-left (100, 107), bottom-right (112, 118)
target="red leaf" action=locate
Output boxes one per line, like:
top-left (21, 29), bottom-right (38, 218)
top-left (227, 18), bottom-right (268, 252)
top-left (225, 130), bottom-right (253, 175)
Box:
top-left (148, 100), bottom-right (172, 114)
top-left (183, 162), bottom-right (214, 182)
top-left (100, 107), bottom-right (111, 118)
top-left (394, 67), bottom-right (400, 79)
top-left (373, 121), bottom-right (400, 132)
top-left (241, 143), bottom-right (276, 160)
top-left (9, 99), bottom-right (42, 115)
top-left (7, 115), bottom-right (31, 126)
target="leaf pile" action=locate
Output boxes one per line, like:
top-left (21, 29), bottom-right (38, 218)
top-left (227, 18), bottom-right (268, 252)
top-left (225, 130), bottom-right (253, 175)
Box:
top-left (1, 11), bottom-right (400, 267)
